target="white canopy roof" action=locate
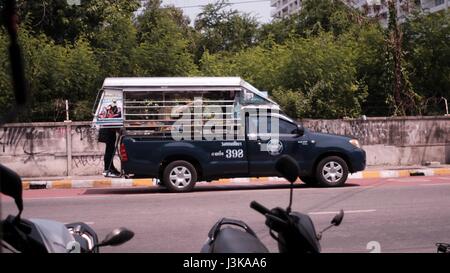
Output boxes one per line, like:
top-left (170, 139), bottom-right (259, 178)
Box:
top-left (103, 77), bottom-right (245, 88)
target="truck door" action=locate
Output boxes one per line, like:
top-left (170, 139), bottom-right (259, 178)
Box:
top-left (246, 114), bottom-right (311, 176)
top-left (202, 139), bottom-right (248, 177)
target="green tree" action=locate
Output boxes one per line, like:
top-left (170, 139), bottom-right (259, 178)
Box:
top-left (0, 29), bottom-right (14, 118)
top-left (200, 32), bottom-right (367, 119)
top-left (12, 29), bottom-right (101, 121)
top-left (89, 4), bottom-right (138, 77)
top-left (272, 88), bottom-right (311, 118)
top-left (280, 33), bottom-right (367, 118)
top-left (342, 23), bottom-right (392, 116)
top-left (384, 0), bottom-right (421, 116)
top-left (132, 1), bottom-right (197, 76)
top-left (2, 0), bottom-right (449, 122)
top-left (277, 0), bottom-right (365, 37)
top-left (403, 10), bottom-right (450, 115)
top-left (194, 0), bottom-right (259, 58)
top-left (257, 17), bottom-right (297, 45)
top-left (17, 0), bottom-right (140, 44)
top-left (199, 41), bottom-right (288, 92)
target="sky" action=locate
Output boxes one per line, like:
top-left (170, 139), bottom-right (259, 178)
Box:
top-left (160, 0), bottom-right (273, 24)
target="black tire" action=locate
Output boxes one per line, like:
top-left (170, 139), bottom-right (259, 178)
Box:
top-left (162, 160), bottom-right (197, 192)
top-left (315, 156), bottom-right (348, 187)
top-left (299, 176), bottom-right (319, 186)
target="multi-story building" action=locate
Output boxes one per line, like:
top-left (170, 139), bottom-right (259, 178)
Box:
top-left (354, 0), bottom-right (416, 26)
top-left (270, 0), bottom-right (303, 18)
top-left (271, 0), bottom-right (449, 25)
top-left (354, 0), bottom-right (448, 26)
top-left (420, 0), bottom-right (449, 13)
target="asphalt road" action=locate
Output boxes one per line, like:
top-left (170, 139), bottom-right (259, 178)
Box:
top-left (2, 175), bottom-right (450, 253)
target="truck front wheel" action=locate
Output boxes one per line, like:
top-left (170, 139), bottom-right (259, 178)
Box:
top-left (163, 160), bottom-right (198, 192)
top-left (315, 156), bottom-right (349, 187)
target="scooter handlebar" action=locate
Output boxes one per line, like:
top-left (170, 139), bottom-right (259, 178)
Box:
top-left (250, 201), bottom-right (271, 216)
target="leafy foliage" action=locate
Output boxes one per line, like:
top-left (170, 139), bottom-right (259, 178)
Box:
top-left (0, 0), bottom-right (448, 121)
top-left (403, 11), bottom-right (450, 115)
top-left (194, 0), bottom-right (259, 56)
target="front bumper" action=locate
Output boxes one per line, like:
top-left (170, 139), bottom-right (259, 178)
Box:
top-left (349, 148), bottom-right (366, 173)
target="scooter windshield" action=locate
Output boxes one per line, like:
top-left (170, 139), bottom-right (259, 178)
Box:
top-left (29, 218), bottom-right (76, 253)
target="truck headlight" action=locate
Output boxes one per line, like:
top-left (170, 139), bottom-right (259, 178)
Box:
top-left (349, 139), bottom-right (361, 149)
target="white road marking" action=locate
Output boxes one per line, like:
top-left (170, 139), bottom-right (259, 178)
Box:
top-left (308, 209), bottom-right (376, 215)
top-left (386, 178), bottom-right (431, 182)
top-left (436, 177), bottom-right (450, 180)
top-left (296, 186), bottom-right (376, 191)
top-left (420, 183), bottom-right (450, 186)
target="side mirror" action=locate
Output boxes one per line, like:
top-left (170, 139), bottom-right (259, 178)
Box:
top-left (97, 228), bottom-right (134, 247)
top-left (331, 209), bottom-right (344, 226)
top-left (0, 164), bottom-right (23, 217)
top-left (317, 209), bottom-right (345, 240)
top-left (295, 125), bottom-right (305, 137)
top-left (275, 155), bottom-right (300, 183)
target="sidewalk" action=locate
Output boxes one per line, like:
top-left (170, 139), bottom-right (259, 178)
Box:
top-left (21, 165), bottom-right (450, 190)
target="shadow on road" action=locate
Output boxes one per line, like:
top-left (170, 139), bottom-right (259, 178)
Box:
top-left (83, 182), bottom-right (360, 195)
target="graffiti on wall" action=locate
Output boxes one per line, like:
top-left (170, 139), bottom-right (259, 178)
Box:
top-left (0, 127), bottom-right (27, 152)
top-left (74, 126), bottom-right (98, 142)
top-left (72, 155), bottom-right (103, 168)
top-left (0, 127), bottom-right (62, 163)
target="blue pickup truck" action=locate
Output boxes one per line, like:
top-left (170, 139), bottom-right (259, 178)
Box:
top-left (94, 77), bottom-right (366, 192)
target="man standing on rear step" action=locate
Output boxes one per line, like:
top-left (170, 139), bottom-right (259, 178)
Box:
top-left (98, 127), bottom-right (121, 177)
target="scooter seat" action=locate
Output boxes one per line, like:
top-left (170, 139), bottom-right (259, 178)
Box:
top-left (209, 227), bottom-right (269, 253)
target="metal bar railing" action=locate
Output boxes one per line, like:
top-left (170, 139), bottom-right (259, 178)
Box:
top-left (124, 100), bottom-right (235, 104)
top-left (124, 105), bottom-right (235, 109)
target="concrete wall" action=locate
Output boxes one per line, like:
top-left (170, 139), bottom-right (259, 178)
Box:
top-left (0, 122), bottom-right (109, 177)
top-left (0, 116), bottom-right (449, 177)
top-left (301, 116), bottom-right (450, 166)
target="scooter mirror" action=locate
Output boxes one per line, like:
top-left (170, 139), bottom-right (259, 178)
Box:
top-left (275, 155), bottom-right (300, 183)
top-left (0, 164), bottom-right (23, 216)
top-left (99, 227), bottom-right (134, 247)
top-left (331, 210), bottom-right (344, 226)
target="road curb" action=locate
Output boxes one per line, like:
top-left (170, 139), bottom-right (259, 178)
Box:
top-left (22, 168), bottom-right (450, 190)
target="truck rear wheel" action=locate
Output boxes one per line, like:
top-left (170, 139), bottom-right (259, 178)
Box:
top-left (315, 156), bottom-right (348, 187)
top-left (163, 160), bottom-right (197, 192)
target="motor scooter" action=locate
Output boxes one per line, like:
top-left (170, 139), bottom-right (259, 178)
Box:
top-left (201, 155), bottom-right (344, 253)
top-left (0, 164), bottom-right (134, 253)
